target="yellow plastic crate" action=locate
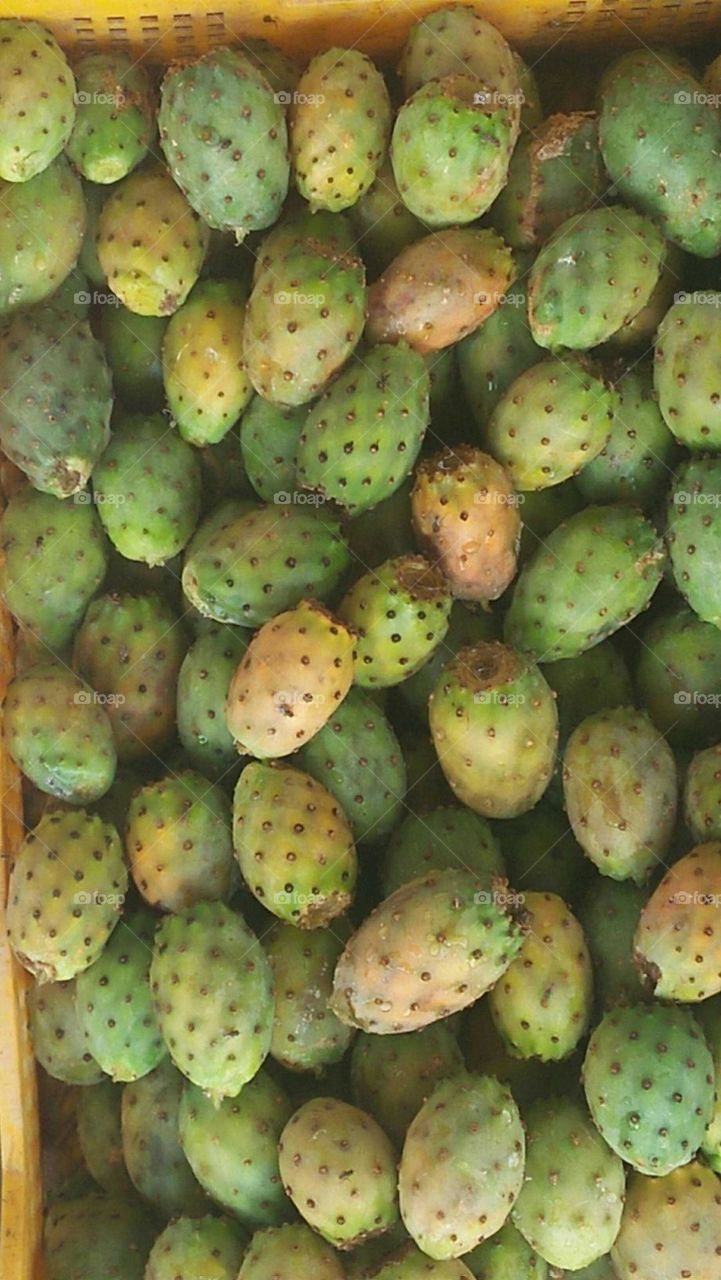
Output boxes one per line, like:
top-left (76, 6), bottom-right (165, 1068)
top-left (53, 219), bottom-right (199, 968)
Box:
top-left (2, 5), bottom-right (721, 1279)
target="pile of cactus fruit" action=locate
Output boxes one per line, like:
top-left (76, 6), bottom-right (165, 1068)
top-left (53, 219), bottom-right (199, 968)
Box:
top-left (7, 9), bottom-right (721, 1279)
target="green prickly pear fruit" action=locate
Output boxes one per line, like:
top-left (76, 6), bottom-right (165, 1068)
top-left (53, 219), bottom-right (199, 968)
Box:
top-left (607, 242), bottom-right (685, 353)
top-left (668, 457), bottom-right (721, 627)
top-left (612, 1161), bottom-right (721, 1280)
top-left (583, 1004), bottom-right (714, 1176)
top-left (233, 761), bottom-right (357, 926)
top-left (239, 1224), bottom-right (344, 1280)
top-left (177, 623), bottom-right (249, 778)
top-left (366, 229), bottom-right (515, 353)
top-left (399, 1073), bottom-right (525, 1259)
top-left (382, 807), bottom-right (504, 898)
top-left (339, 555), bottom-right (452, 688)
top-left (243, 37), bottom-right (302, 97)
top-left (398, 602), bottom-right (499, 723)
top-left (697, 998), bottom-right (721, 1171)
top-left (28, 978), bottom-right (102, 1085)
top-left (163, 279), bottom-right (253, 445)
top-left (634, 603), bottom-right (721, 749)
top-left (457, 273), bottom-right (542, 429)
top-left (463, 1221), bottom-right (548, 1279)
top-left (100, 306), bottom-right (167, 411)
top-left (685, 745), bottom-right (721, 842)
top-left (126, 770), bottom-right (234, 913)
top-left (75, 907), bottom-right (165, 1082)
top-left (76, 1081), bottom-right (133, 1194)
top-left (485, 355), bottom-right (614, 491)
top-left (198, 428), bottom-right (256, 504)
top-left (4, 663), bottom-right (116, 803)
top-left (0, 308), bottom-right (112, 498)
top-left (542, 637), bottom-right (634, 760)
top-left (563, 707), bottom-right (678, 882)
top-left (515, 53), bottom-right (543, 130)
top-left (512, 1096), bottom-right (625, 1271)
top-left (291, 49), bottom-right (391, 212)
top-left (633, 843), bottom-right (721, 1001)
top-left (150, 900), bottom-right (273, 1100)
top-left (498, 806), bottom-right (586, 905)
top-left (489, 890), bottom-right (593, 1061)
top-left (239, 396), bottom-right (306, 503)
top-left (516, 479), bottom-right (583, 566)
top-left (351, 1024), bottom-right (464, 1148)
top-left (527, 206), bottom-right (667, 350)
top-left (462, 999), bottom-right (584, 1111)
top-left (330, 868), bottom-right (525, 1034)
top-left (45, 1191), bottom-right (156, 1280)
top-left (279, 1097), bottom-right (398, 1248)
top-left (251, 205), bottom-right (355, 282)
top-left (121, 1059), bottom-right (207, 1217)
top-left (576, 363), bottom-right (679, 508)
top-left (146, 1215), bottom-right (247, 1280)
top-left (347, 479), bottom-right (415, 570)
top-left (577, 876), bottom-right (648, 1008)
top-left (179, 1069), bottom-right (292, 1227)
top-left (7, 808), bottom-right (127, 983)
top-left (97, 164), bottom-right (209, 316)
top-left (296, 687), bottom-right (406, 845)
top-left (0, 20), bottom-right (76, 181)
top-left (79, 179), bottom-right (107, 286)
top-left (0, 155), bottom-right (85, 316)
top-left (505, 505), bottom-right (664, 662)
top-left (411, 447), bottom-right (521, 602)
top-left (225, 600), bottom-right (355, 759)
top-left (348, 159), bottom-right (425, 278)
top-left (66, 54), bottom-right (154, 184)
top-left (296, 344), bottom-right (430, 515)
top-left (429, 641), bottom-right (558, 819)
top-left (655, 293), bottom-right (721, 450)
top-left (159, 47), bottom-right (289, 237)
top-left (369, 1245), bottom-right (477, 1279)
top-left (245, 239), bottom-right (365, 407)
top-left (266, 920), bottom-right (354, 1072)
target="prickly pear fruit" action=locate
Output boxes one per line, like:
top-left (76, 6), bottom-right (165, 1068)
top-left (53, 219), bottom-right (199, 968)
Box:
top-left (176, 623), bottom-right (249, 777)
top-left (339, 555), bottom-right (452, 688)
top-left (612, 1161), bottom-right (721, 1280)
top-left (45, 1190), bottom-right (156, 1280)
top-left (7, 808), bottom-right (126, 983)
top-left (159, 47), bottom-right (289, 236)
top-left (635, 603), bottom-right (721, 749)
top-left (411, 447), bottom-right (521, 602)
top-left (633, 843), bottom-right (721, 1002)
top-left (100, 305), bottom-right (167, 412)
top-left (576, 363), bottom-right (679, 508)
top-left (279, 1097), bottom-right (398, 1248)
top-left (542, 637), bottom-right (634, 774)
top-left (239, 396), bottom-right (306, 503)
top-left (225, 600), bottom-right (355, 759)
top-left (122, 1058), bottom-right (206, 1218)
top-left (243, 37), bottom-right (302, 96)
top-left (516, 479), bottom-right (583, 565)
top-left (28, 977), bottom-right (102, 1085)
top-left (462, 1221), bottom-right (548, 1280)
top-left (698, 999), bottom-right (721, 1171)
top-left (66, 53), bottom-right (154, 184)
top-left (499, 806), bottom-right (586, 904)
top-left (0, 20), bottom-right (76, 181)
top-left (398, 601), bottom-right (499, 723)
top-left (348, 159), bottom-right (424, 277)
top-left (667, 457), bottom-right (721, 627)
top-left (146, 1215), bottom-right (247, 1280)
top-left (251, 205), bottom-right (355, 281)
top-left (399, 1073), bottom-right (525, 1259)
top-left (97, 164), bottom-right (209, 316)
top-left (429, 641), bottom-right (558, 818)
top-left (382, 807), bottom-right (504, 898)
top-left (75, 907), bottom-right (165, 1083)
top-left (179, 1070), bottom-right (292, 1227)
top-left (351, 1024), bottom-right (464, 1148)
top-left (685, 745), bottom-right (721, 842)
top-left (369, 1245), bottom-right (477, 1280)
top-left (77, 1081), bottom-right (133, 1194)
top-left (239, 1224), bottom-right (344, 1280)
top-left (577, 876), bottom-right (648, 1008)
top-left (150, 900), bottom-right (273, 1100)
top-left (296, 344), bottom-right (430, 515)
top-left (266, 920), bottom-right (354, 1072)
top-left (654, 292), bottom-right (721, 450)
top-left (0, 155), bottom-right (85, 316)
top-left (331, 868), bottom-right (524, 1034)
top-left (512, 1096), bottom-right (625, 1271)
top-left (458, 271), bottom-right (542, 428)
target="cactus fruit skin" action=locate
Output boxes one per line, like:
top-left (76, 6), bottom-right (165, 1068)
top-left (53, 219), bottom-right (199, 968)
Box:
top-left (351, 1024), bottom-right (465, 1148)
top-left (505, 505), bottom-right (664, 663)
top-left (512, 1096), bottom-right (625, 1271)
top-left (121, 1059), bottom-right (206, 1218)
top-left (239, 396), bottom-right (306, 503)
top-left (77, 1081), bottom-right (133, 1194)
top-left (527, 206), bottom-right (667, 350)
top-left (576, 364), bottom-right (679, 509)
top-left (176, 623), bottom-right (249, 778)
top-left (100, 306), bottom-right (167, 412)
top-left (366, 229), bottom-right (515, 353)
top-left (391, 73), bottom-right (516, 227)
top-left (146, 1215), bottom-right (247, 1280)
top-left (179, 1071), bottom-right (292, 1227)
top-left (159, 47), bottom-right (289, 237)
top-left (698, 999), bottom-right (721, 1171)
top-left (225, 600), bottom-right (355, 759)
top-left (296, 687), bottom-right (405, 845)
top-left (163, 279), bottom-right (253, 446)
top-left (182, 502), bottom-right (350, 627)
top-left (28, 978), bottom-right (103, 1085)
top-left (97, 164), bottom-right (209, 316)
top-left (583, 1003), bottom-right (714, 1176)
top-left (655, 294), bottom-right (721, 450)
top-left (7, 809), bottom-right (127, 984)
top-left (633, 843), bottom-right (721, 1002)
top-left (244, 240), bottom-right (366, 407)
top-left (612, 1161), bottom-right (721, 1280)
top-left (411, 448), bottom-right (521, 602)
top-left (635, 604), bottom-right (721, 749)
top-left (382, 807), bottom-right (504, 898)
top-left (562, 708), bottom-right (678, 883)
top-left (0, 156), bottom-right (85, 316)
top-left (243, 37), bottom-right (303, 97)
top-left (349, 159), bottom-right (425, 278)
top-left (4, 664), bottom-right (116, 804)
top-left (462, 1221), bottom-right (549, 1280)
top-left (577, 877), bottom-right (648, 1009)
top-left (75, 908), bottom-right (165, 1083)
top-left (296, 344), bottom-right (430, 515)
top-left (489, 891), bottom-right (593, 1061)
top-left (45, 1191), bottom-right (156, 1280)
top-left (429, 641), bottom-right (558, 819)
top-left (668, 457), bottom-right (721, 628)
top-left (239, 1224), bottom-right (344, 1280)
top-left (291, 49), bottom-right (391, 212)
top-left (499, 806), bottom-right (587, 904)
top-left (66, 54), bottom-right (154, 184)
top-left (369, 1246), bottom-right (476, 1280)
top-left (0, 20), bottom-right (76, 182)
top-left (266, 920), bottom-right (354, 1072)
top-left (599, 51), bottom-right (721, 257)
top-left (399, 1073), bottom-right (525, 1259)
top-left (398, 601), bottom-right (499, 723)
top-left (0, 309), bottom-right (112, 498)
top-left (458, 273), bottom-right (542, 429)
top-left (685, 745), bottom-right (721, 842)
top-left (251, 206), bottom-right (355, 282)
top-left (330, 868), bottom-right (524, 1034)
top-left (93, 413), bottom-right (202, 566)
top-left (339, 555), bottom-right (452, 689)
top-left (463, 998), bottom-right (585, 1113)
top-left (233, 762), bottom-right (358, 926)
top-left (486, 355), bottom-right (614, 492)
top-left (516, 479), bottom-right (583, 567)
top-left (542, 638), bottom-right (634, 772)
top-left (73, 592), bottom-right (187, 763)
top-left (279, 1097), bottom-right (399, 1249)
